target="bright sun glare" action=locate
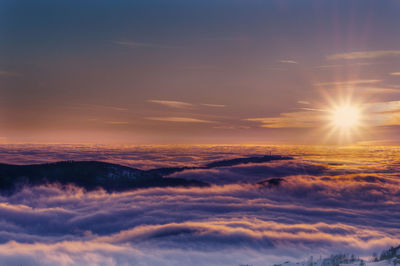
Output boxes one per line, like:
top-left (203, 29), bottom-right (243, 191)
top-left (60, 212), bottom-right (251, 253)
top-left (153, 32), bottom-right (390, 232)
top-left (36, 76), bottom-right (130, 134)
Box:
top-left (331, 105), bottom-right (360, 129)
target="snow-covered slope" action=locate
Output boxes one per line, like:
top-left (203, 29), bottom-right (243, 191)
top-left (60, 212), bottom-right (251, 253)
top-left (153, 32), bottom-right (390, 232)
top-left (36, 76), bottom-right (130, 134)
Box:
top-left (273, 245), bottom-right (400, 266)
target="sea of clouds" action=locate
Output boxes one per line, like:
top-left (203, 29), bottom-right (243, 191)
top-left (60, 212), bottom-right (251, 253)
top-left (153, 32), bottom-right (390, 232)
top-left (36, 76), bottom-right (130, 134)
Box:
top-left (0, 145), bottom-right (399, 265)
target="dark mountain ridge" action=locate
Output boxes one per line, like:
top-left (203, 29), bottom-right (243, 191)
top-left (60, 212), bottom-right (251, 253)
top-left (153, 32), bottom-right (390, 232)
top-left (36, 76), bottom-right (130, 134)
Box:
top-left (0, 155), bottom-right (293, 193)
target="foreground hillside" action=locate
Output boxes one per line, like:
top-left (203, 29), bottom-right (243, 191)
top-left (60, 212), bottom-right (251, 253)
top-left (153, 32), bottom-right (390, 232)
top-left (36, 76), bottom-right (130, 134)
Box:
top-left (274, 245), bottom-right (400, 266)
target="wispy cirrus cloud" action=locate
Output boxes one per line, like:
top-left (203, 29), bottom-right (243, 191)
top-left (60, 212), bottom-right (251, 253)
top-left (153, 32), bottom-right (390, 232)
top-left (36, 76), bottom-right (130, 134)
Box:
top-left (66, 104), bottom-right (128, 111)
top-left (297, 101), bottom-right (310, 105)
top-left (246, 110), bottom-right (322, 128)
top-left (265, 67), bottom-right (287, 71)
top-left (367, 100), bottom-right (400, 125)
top-left (0, 70), bottom-right (21, 77)
top-left (201, 103), bottom-right (226, 108)
top-left (113, 41), bottom-right (183, 49)
top-left (314, 79), bottom-right (381, 87)
top-left (212, 125), bottom-right (250, 130)
top-left (148, 100), bottom-right (193, 108)
top-left (358, 87), bottom-right (400, 94)
top-left (390, 72), bottom-right (400, 76)
top-left (148, 100), bottom-right (226, 109)
top-left (146, 117), bottom-right (215, 123)
top-left (278, 60), bottom-right (298, 64)
top-left (327, 50), bottom-right (400, 60)
top-left (316, 62), bottom-right (374, 69)
top-left (104, 121), bottom-right (129, 125)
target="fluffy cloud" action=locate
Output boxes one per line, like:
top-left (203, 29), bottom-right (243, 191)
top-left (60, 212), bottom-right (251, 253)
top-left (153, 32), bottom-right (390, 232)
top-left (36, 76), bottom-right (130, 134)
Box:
top-left (0, 145), bottom-right (399, 265)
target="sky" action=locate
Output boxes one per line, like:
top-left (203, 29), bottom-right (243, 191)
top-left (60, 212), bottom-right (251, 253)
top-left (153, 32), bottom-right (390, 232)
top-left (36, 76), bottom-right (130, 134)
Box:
top-left (1, 0), bottom-right (400, 144)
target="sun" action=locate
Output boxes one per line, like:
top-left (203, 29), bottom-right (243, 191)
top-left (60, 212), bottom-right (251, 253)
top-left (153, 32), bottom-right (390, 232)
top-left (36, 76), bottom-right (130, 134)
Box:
top-left (331, 105), bottom-right (360, 129)
top-left (320, 96), bottom-right (366, 144)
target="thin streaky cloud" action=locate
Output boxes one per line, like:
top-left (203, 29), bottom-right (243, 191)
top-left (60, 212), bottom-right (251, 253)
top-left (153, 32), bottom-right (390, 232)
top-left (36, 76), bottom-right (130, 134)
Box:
top-left (265, 67), bottom-right (287, 71)
top-left (315, 79), bottom-right (381, 86)
top-left (146, 117), bottom-right (215, 123)
top-left (246, 110), bottom-right (321, 128)
top-left (390, 72), bottom-right (400, 76)
top-left (67, 104), bottom-right (128, 111)
top-left (299, 108), bottom-right (326, 112)
top-left (0, 70), bottom-right (21, 77)
top-left (316, 64), bottom-right (342, 69)
top-left (113, 41), bottom-right (184, 49)
top-left (105, 121), bottom-right (129, 125)
top-left (148, 100), bottom-right (193, 108)
top-left (213, 125), bottom-right (250, 129)
top-left (182, 66), bottom-right (221, 70)
top-left (358, 87), bottom-right (400, 94)
top-left (327, 50), bottom-right (400, 60)
top-left (297, 101), bottom-right (310, 105)
top-left (205, 36), bottom-right (249, 41)
top-left (201, 103), bottom-right (226, 108)
top-left (316, 62), bottom-right (373, 69)
top-left (367, 100), bottom-right (400, 114)
top-left (278, 60), bottom-right (298, 64)
top-left (91, 104), bottom-right (128, 111)
top-left (374, 108), bottom-right (400, 115)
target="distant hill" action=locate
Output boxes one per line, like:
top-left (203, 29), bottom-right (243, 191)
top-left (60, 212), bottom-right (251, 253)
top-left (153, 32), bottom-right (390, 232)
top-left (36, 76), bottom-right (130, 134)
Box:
top-left (204, 155), bottom-right (292, 168)
top-left (147, 155), bottom-right (293, 176)
top-left (0, 161), bottom-right (208, 193)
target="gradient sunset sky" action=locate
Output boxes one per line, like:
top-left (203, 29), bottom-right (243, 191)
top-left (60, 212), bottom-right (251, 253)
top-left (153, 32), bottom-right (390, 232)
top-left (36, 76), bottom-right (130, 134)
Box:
top-left (1, 0), bottom-right (400, 144)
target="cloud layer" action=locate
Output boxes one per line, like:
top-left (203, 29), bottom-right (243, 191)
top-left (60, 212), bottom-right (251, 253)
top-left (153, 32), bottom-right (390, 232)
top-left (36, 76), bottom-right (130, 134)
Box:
top-left (0, 145), bottom-right (399, 265)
